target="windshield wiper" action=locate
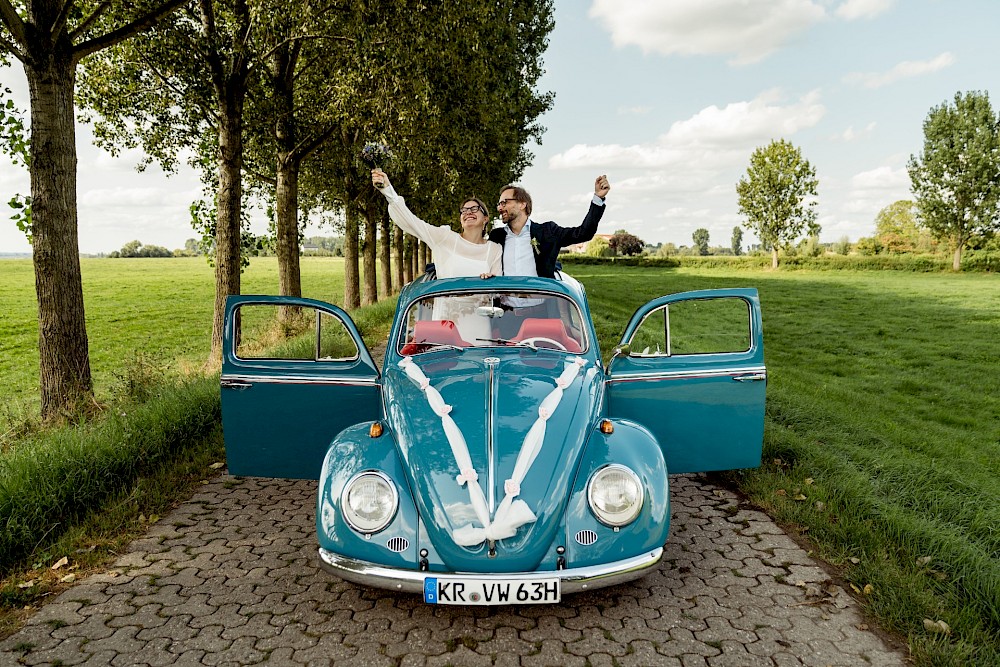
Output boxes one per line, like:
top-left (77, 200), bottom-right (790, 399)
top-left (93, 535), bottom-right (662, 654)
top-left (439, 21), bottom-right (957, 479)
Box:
top-left (475, 337), bottom-right (535, 349)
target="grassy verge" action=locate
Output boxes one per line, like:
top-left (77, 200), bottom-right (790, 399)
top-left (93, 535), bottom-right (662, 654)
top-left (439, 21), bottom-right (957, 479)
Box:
top-left (575, 265), bottom-right (999, 667)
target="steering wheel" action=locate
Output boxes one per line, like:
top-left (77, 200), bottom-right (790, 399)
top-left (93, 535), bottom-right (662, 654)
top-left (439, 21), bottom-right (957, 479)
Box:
top-left (519, 336), bottom-right (568, 351)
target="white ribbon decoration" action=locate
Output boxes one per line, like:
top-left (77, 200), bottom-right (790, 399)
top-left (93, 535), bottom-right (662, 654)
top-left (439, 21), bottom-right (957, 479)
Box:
top-left (399, 355), bottom-right (587, 547)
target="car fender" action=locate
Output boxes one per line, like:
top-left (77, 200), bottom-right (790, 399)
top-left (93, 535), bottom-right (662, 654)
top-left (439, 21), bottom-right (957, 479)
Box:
top-left (561, 419), bottom-right (670, 569)
top-left (316, 423), bottom-right (419, 568)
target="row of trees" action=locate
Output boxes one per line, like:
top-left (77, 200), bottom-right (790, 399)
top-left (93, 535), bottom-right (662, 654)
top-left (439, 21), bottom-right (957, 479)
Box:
top-left (2, 0), bottom-right (555, 420)
top-left (736, 91), bottom-right (1000, 270)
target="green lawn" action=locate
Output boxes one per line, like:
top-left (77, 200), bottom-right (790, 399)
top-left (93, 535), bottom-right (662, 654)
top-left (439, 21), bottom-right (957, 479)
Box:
top-left (575, 265), bottom-right (1000, 667)
top-left (2, 258), bottom-right (997, 665)
top-left (0, 256), bottom-right (351, 412)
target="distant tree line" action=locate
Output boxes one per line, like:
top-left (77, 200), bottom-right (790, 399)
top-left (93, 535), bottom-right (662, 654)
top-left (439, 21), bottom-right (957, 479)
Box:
top-left (733, 91), bottom-right (1000, 269)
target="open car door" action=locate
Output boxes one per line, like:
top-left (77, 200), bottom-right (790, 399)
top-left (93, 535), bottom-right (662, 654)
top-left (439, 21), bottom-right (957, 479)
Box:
top-left (606, 288), bottom-right (765, 474)
top-left (221, 296), bottom-right (380, 479)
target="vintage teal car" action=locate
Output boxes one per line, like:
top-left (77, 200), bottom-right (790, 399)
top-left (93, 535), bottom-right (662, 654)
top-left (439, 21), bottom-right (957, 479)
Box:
top-left (220, 272), bottom-right (765, 605)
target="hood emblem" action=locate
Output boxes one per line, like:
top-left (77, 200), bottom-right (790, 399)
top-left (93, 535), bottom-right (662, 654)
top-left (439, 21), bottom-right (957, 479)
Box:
top-left (399, 355), bottom-right (587, 547)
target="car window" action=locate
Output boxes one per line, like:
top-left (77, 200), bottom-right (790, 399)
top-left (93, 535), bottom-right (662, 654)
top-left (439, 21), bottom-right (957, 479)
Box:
top-left (398, 291), bottom-right (587, 355)
top-left (234, 304), bottom-right (359, 361)
top-left (629, 297), bottom-right (751, 356)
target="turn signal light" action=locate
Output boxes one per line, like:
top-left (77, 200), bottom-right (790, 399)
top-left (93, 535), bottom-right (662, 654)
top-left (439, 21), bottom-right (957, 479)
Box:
top-left (369, 422), bottom-right (384, 438)
top-left (599, 419), bottom-right (614, 434)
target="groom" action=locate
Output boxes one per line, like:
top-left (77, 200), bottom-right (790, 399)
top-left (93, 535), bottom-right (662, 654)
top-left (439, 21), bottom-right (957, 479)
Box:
top-left (489, 175), bottom-right (611, 278)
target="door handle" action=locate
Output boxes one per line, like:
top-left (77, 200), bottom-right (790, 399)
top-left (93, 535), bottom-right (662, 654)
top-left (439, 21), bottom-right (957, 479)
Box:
top-left (221, 379), bottom-right (253, 390)
top-left (732, 373), bottom-right (766, 383)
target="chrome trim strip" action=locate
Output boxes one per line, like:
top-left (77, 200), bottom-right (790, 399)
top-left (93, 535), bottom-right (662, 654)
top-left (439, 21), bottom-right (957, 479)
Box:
top-left (484, 357), bottom-right (500, 513)
top-left (221, 373), bottom-right (379, 387)
top-left (606, 365), bottom-right (766, 384)
top-left (318, 547), bottom-right (663, 595)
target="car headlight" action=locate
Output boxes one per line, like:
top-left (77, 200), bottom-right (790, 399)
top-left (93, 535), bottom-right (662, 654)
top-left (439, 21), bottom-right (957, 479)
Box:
top-left (341, 471), bottom-right (398, 534)
top-left (587, 464), bottom-right (643, 527)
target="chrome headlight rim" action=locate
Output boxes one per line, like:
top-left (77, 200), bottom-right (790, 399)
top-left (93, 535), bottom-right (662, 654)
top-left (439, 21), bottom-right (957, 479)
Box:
top-left (587, 464), bottom-right (644, 527)
top-left (341, 470), bottom-right (398, 535)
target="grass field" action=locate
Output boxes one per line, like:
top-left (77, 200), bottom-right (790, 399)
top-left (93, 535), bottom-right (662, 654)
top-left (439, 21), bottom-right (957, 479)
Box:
top-left (2, 257), bottom-right (998, 665)
top-left (0, 256), bottom-right (354, 414)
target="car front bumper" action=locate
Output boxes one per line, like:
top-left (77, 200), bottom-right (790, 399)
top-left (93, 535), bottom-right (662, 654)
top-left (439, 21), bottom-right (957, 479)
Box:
top-left (318, 546), bottom-right (664, 596)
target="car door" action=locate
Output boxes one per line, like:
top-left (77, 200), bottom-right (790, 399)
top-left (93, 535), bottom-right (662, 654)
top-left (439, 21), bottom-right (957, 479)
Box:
top-left (606, 288), bottom-right (765, 474)
top-left (221, 295), bottom-right (381, 479)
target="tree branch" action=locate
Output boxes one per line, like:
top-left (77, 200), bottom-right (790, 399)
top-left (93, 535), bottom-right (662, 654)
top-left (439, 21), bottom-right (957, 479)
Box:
top-left (257, 33), bottom-right (353, 65)
top-left (0, 0), bottom-right (26, 47)
top-left (69, 0), bottom-right (111, 42)
top-left (294, 124), bottom-right (337, 162)
top-left (0, 31), bottom-right (24, 61)
top-left (73, 0), bottom-right (191, 63)
top-left (50, 0), bottom-right (76, 38)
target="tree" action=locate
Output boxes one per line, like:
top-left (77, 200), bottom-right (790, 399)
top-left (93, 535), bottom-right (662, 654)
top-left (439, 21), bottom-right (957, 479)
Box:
top-left (873, 200), bottom-right (932, 254)
top-left (1, 0), bottom-right (187, 419)
top-left (79, 0), bottom-right (265, 360)
top-left (736, 138), bottom-right (819, 268)
top-left (692, 228), bottom-right (709, 255)
top-left (907, 91), bottom-right (1000, 269)
top-left (731, 226), bottom-right (743, 256)
top-left (585, 236), bottom-right (612, 257)
top-left (609, 230), bottom-right (644, 256)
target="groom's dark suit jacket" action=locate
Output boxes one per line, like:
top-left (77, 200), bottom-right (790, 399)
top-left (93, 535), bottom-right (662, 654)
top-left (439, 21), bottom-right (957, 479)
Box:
top-left (488, 201), bottom-right (606, 278)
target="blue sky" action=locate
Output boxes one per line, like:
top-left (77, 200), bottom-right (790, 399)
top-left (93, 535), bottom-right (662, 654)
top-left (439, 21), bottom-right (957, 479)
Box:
top-left (2, 0), bottom-right (999, 254)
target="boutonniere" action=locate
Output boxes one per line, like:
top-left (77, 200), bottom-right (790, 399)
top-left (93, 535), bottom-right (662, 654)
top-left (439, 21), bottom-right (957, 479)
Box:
top-left (530, 237), bottom-right (540, 255)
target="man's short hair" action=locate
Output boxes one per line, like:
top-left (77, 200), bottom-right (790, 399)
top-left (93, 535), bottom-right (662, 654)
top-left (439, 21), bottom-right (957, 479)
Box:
top-left (501, 184), bottom-right (532, 217)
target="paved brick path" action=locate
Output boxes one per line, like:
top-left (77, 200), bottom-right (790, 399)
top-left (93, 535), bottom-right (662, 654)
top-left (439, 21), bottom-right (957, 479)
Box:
top-left (1, 474), bottom-right (907, 666)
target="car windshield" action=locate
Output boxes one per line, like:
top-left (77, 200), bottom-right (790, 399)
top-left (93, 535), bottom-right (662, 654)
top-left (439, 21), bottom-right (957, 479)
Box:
top-left (398, 290), bottom-right (588, 355)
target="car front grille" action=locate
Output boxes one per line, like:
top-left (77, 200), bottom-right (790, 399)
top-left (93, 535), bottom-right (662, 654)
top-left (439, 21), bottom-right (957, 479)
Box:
top-left (575, 530), bottom-right (598, 546)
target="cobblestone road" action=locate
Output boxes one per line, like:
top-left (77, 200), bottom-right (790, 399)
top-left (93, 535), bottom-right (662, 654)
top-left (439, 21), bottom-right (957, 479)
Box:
top-left (1, 474), bottom-right (907, 666)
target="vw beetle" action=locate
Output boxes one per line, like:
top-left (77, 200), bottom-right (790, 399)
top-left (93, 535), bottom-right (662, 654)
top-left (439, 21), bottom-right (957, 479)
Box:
top-left (220, 272), bottom-right (766, 605)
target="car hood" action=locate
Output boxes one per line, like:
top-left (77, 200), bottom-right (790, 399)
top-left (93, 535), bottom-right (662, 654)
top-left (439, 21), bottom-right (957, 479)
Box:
top-left (383, 351), bottom-right (601, 572)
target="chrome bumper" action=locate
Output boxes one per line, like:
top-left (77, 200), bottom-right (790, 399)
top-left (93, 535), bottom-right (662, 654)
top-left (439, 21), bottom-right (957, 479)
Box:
top-left (318, 547), bottom-right (663, 596)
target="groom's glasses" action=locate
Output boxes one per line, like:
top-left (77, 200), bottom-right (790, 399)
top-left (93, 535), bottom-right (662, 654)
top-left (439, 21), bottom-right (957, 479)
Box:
top-left (459, 205), bottom-right (486, 215)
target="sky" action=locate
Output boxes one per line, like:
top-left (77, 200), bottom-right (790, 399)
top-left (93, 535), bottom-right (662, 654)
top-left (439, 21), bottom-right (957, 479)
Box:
top-left (2, 0), bottom-right (999, 255)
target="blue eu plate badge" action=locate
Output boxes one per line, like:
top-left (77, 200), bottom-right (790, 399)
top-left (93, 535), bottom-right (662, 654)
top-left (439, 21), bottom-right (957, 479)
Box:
top-left (423, 577), bottom-right (438, 603)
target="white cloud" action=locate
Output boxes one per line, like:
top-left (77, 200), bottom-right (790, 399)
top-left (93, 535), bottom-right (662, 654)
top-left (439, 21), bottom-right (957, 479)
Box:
top-left (849, 165), bottom-right (909, 192)
top-left (617, 105), bottom-right (652, 115)
top-left (843, 52), bottom-right (956, 89)
top-left (588, 0), bottom-right (827, 65)
top-left (831, 122), bottom-right (877, 142)
top-left (835, 0), bottom-right (894, 21)
top-left (549, 89), bottom-right (825, 170)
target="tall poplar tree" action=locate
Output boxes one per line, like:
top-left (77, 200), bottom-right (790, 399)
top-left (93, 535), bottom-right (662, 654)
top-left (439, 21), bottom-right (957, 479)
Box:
top-left (907, 91), bottom-right (1000, 270)
top-left (1, 0), bottom-right (187, 419)
top-left (736, 139), bottom-right (819, 269)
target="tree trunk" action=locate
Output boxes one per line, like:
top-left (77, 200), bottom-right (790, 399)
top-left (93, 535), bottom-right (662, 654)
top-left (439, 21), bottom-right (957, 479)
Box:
top-left (272, 46), bottom-right (302, 301)
top-left (771, 247), bottom-right (779, 269)
top-left (379, 209), bottom-right (392, 297)
top-left (394, 225), bottom-right (404, 289)
top-left (210, 89), bottom-right (246, 362)
top-left (361, 205), bottom-right (378, 306)
top-left (343, 204), bottom-right (361, 309)
top-left (953, 245), bottom-right (962, 271)
top-left (420, 242), bottom-right (429, 273)
top-left (25, 48), bottom-right (93, 419)
top-left (403, 235), bottom-right (413, 284)
top-left (275, 156), bottom-right (301, 295)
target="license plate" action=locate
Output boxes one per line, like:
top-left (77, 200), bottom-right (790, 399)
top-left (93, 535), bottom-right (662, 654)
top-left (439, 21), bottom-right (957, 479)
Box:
top-left (423, 577), bottom-right (560, 605)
